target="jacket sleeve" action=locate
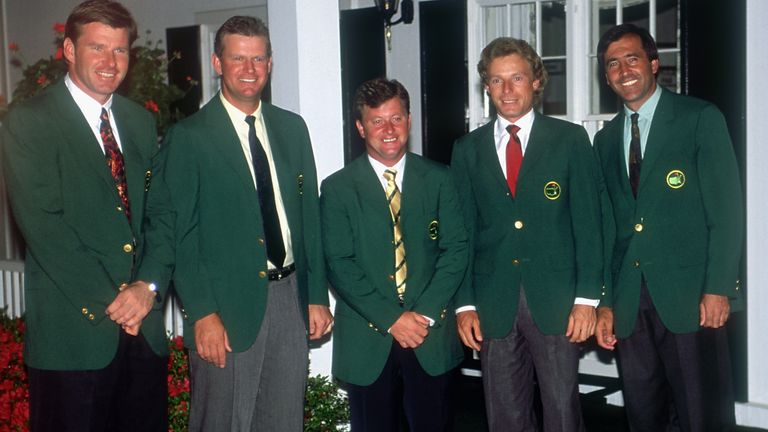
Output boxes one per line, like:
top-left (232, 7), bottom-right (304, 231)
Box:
top-left (411, 172), bottom-right (469, 325)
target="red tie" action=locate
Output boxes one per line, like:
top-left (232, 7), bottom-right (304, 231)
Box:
top-left (100, 108), bottom-right (131, 221)
top-left (505, 124), bottom-right (523, 197)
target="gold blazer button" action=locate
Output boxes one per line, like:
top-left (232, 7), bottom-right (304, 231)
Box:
top-left (512, 259), bottom-right (520, 266)
top-left (258, 271), bottom-right (267, 279)
top-left (123, 243), bottom-right (134, 253)
top-left (634, 223), bottom-right (643, 232)
top-left (514, 220), bottom-right (524, 230)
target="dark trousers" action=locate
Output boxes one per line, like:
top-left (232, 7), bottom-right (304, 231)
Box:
top-left (346, 341), bottom-right (456, 432)
top-left (28, 330), bottom-right (168, 432)
top-left (480, 288), bottom-right (584, 432)
top-left (616, 285), bottom-right (735, 432)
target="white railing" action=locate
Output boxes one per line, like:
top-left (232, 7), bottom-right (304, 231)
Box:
top-left (0, 259), bottom-right (25, 317)
top-left (0, 259), bottom-right (184, 337)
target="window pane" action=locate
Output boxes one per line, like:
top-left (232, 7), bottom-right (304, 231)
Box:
top-left (657, 51), bottom-right (680, 93)
top-left (542, 59), bottom-right (567, 115)
top-left (483, 3), bottom-right (536, 43)
top-left (623, 0), bottom-right (650, 29)
top-left (484, 5), bottom-right (509, 43)
top-left (656, 0), bottom-right (680, 49)
top-left (591, 0), bottom-right (617, 52)
top-left (590, 56), bottom-right (621, 115)
top-left (541, 1), bottom-right (566, 57)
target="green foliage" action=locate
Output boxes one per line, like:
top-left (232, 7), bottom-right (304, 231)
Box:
top-left (304, 374), bottom-right (351, 432)
top-left (6, 27), bottom-right (194, 136)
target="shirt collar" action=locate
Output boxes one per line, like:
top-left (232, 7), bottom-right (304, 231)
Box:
top-left (368, 154), bottom-right (407, 188)
top-left (220, 92), bottom-right (263, 127)
top-left (65, 73), bottom-right (113, 127)
top-left (494, 109), bottom-right (535, 151)
top-left (623, 84), bottom-right (662, 120)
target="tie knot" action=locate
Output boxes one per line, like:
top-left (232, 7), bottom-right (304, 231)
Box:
top-left (383, 169), bottom-right (397, 182)
top-left (100, 108), bottom-right (110, 123)
top-left (245, 115), bottom-right (257, 127)
top-left (506, 124), bottom-right (521, 135)
top-left (630, 112), bottom-right (639, 124)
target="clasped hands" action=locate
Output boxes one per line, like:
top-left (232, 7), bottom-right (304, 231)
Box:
top-left (390, 311), bottom-right (430, 349)
top-left (105, 281), bottom-right (157, 336)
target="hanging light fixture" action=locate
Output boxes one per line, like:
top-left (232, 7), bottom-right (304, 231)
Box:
top-left (374, 0), bottom-right (414, 50)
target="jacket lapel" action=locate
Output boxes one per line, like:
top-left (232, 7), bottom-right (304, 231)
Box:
top-left (637, 89), bottom-right (673, 195)
top-left (112, 98), bottom-right (150, 227)
top-left (605, 113), bottom-right (635, 206)
top-left (52, 83), bottom-right (116, 193)
top-left (400, 153), bottom-right (423, 239)
top-left (518, 113), bottom-right (547, 183)
top-left (205, 96), bottom-right (258, 196)
top-left (475, 123), bottom-right (509, 193)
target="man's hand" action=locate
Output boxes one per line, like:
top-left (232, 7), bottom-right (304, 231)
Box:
top-left (457, 310), bottom-right (483, 351)
top-left (194, 313), bottom-right (232, 368)
top-left (308, 304), bottom-right (333, 340)
top-left (565, 304), bottom-right (596, 343)
top-left (700, 294), bottom-right (730, 328)
top-left (106, 281), bottom-right (156, 335)
top-left (595, 307), bottom-right (617, 350)
top-left (390, 311), bottom-right (429, 349)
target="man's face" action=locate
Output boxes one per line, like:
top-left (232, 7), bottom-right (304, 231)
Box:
top-left (485, 53), bottom-right (540, 124)
top-left (356, 97), bottom-right (411, 167)
top-left (213, 34), bottom-right (272, 113)
top-left (63, 22), bottom-right (130, 104)
top-left (603, 33), bottom-right (659, 112)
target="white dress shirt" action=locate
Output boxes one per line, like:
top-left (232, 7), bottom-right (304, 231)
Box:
top-left (220, 93), bottom-right (294, 269)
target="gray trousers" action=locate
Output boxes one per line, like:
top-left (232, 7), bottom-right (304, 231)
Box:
top-left (188, 273), bottom-right (308, 432)
top-left (480, 288), bottom-right (584, 432)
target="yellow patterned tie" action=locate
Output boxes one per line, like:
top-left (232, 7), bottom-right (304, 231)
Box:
top-left (384, 169), bottom-right (407, 304)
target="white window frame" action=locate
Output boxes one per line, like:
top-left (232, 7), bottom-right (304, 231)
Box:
top-left (467, 0), bottom-right (680, 139)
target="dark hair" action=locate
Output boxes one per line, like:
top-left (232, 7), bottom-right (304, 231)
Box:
top-left (353, 78), bottom-right (410, 121)
top-left (214, 16), bottom-right (272, 59)
top-left (477, 37), bottom-right (548, 103)
top-left (65, 0), bottom-right (137, 44)
top-left (596, 23), bottom-right (659, 73)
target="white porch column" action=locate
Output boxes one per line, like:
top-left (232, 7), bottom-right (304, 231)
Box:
top-left (739, 0), bottom-right (768, 428)
top-left (268, 0), bottom-right (344, 377)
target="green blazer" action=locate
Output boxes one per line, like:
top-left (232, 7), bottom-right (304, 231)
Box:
top-left (139, 94), bottom-right (328, 352)
top-left (1, 80), bottom-right (167, 370)
top-left (321, 154), bottom-right (467, 386)
top-left (594, 88), bottom-right (744, 337)
top-left (451, 113), bottom-right (603, 338)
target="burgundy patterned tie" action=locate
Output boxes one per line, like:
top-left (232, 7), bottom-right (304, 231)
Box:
top-left (100, 108), bottom-right (130, 221)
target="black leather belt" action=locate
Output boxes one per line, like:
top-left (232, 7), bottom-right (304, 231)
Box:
top-left (268, 264), bottom-right (295, 281)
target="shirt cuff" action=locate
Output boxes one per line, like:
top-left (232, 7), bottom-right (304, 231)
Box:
top-left (455, 305), bottom-right (476, 314)
top-left (574, 297), bottom-right (600, 307)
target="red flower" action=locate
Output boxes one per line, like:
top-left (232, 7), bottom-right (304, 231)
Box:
top-left (8, 42), bottom-right (19, 52)
top-left (144, 100), bottom-right (159, 113)
top-left (54, 47), bottom-right (63, 60)
top-left (53, 22), bottom-right (65, 34)
top-left (36, 75), bottom-right (48, 86)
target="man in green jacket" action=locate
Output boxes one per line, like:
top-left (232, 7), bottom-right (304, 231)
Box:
top-left (451, 38), bottom-right (604, 431)
top-left (1, 1), bottom-right (167, 430)
top-left (593, 24), bottom-right (743, 431)
top-left (141, 16), bottom-right (332, 432)
top-left (321, 78), bottom-right (468, 431)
